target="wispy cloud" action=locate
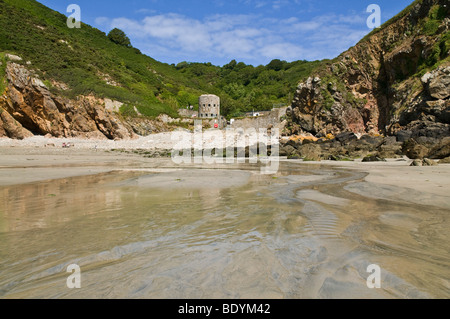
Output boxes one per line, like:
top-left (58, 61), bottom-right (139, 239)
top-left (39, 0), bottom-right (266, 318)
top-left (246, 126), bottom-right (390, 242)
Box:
top-left (96, 10), bottom-right (370, 65)
top-left (135, 8), bottom-right (157, 15)
top-left (240, 0), bottom-right (305, 10)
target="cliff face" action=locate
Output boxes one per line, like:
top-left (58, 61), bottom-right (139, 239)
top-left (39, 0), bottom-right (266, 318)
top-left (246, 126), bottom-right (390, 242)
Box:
top-left (0, 62), bottom-right (137, 140)
top-left (288, 0), bottom-right (449, 139)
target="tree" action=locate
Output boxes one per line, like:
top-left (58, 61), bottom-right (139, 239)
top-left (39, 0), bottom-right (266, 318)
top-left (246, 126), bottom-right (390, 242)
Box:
top-left (107, 28), bottom-right (131, 47)
top-left (223, 82), bottom-right (246, 100)
top-left (266, 59), bottom-right (284, 71)
top-left (224, 59), bottom-right (237, 70)
top-left (176, 61), bottom-right (189, 70)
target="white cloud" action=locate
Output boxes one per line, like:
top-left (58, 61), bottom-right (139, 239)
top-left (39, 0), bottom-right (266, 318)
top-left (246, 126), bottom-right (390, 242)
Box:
top-left (272, 0), bottom-right (290, 10)
top-left (95, 16), bottom-right (109, 26)
top-left (135, 8), bottom-right (157, 15)
top-left (240, 0), bottom-right (269, 9)
top-left (96, 10), bottom-right (369, 65)
top-left (259, 42), bottom-right (305, 60)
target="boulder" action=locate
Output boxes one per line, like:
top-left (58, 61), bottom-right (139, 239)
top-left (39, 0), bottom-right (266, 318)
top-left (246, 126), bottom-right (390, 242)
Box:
top-left (377, 142), bottom-right (403, 158)
top-left (335, 132), bottom-right (358, 145)
top-left (280, 145), bottom-right (296, 157)
top-left (297, 144), bottom-right (322, 161)
top-left (396, 130), bottom-right (412, 142)
top-left (346, 136), bottom-right (383, 156)
top-left (285, 138), bottom-right (302, 149)
top-left (362, 155), bottom-right (386, 162)
top-left (410, 159), bottom-right (423, 166)
top-left (384, 136), bottom-right (397, 145)
top-left (421, 66), bottom-right (450, 100)
top-left (422, 158), bottom-right (437, 166)
top-left (359, 135), bottom-right (384, 147)
top-left (427, 137), bottom-right (450, 159)
top-left (5, 54), bottom-right (23, 62)
top-left (297, 114), bottom-right (316, 133)
top-left (0, 118), bottom-right (5, 137)
top-left (328, 154), bottom-right (352, 161)
top-left (424, 100), bottom-right (450, 124)
top-left (402, 139), bottom-right (429, 159)
top-left (408, 120), bottom-right (450, 140)
top-left (0, 107), bottom-right (33, 139)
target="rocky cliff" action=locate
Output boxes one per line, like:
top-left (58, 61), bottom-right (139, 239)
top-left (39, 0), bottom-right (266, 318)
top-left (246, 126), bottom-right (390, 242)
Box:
top-left (0, 61), bottom-right (141, 140)
top-left (287, 0), bottom-right (449, 141)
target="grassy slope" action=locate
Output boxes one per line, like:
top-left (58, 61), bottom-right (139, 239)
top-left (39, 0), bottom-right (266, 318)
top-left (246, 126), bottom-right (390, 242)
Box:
top-left (351, 0), bottom-right (448, 74)
top-left (360, 0), bottom-right (424, 42)
top-left (0, 0), bottom-right (205, 117)
top-left (0, 0), bottom-right (325, 119)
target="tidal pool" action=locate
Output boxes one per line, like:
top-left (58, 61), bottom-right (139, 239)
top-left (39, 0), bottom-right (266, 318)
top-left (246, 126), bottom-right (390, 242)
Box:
top-left (0, 161), bottom-right (449, 298)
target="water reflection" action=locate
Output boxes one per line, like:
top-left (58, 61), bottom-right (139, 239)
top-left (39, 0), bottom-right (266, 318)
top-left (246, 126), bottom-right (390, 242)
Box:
top-left (0, 162), bottom-right (449, 298)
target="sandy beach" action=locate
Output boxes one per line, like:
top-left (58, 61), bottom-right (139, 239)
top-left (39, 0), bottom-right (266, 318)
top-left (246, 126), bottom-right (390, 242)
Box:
top-left (1, 137), bottom-right (449, 195)
top-left (1, 138), bottom-right (449, 299)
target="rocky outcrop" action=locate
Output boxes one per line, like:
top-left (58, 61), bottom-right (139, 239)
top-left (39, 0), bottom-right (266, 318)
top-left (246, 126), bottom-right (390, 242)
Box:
top-left (0, 107), bottom-right (34, 139)
top-left (402, 138), bottom-right (431, 159)
top-left (287, 0), bottom-right (449, 141)
top-left (280, 133), bottom-right (403, 161)
top-left (125, 117), bottom-right (173, 136)
top-left (422, 66), bottom-right (450, 100)
top-left (279, 131), bottom-right (449, 161)
top-left (290, 76), bottom-right (367, 136)
top-left (0, 62), bottom-right (137, 140)
top-left (410, 158), bottom-right (438, 166)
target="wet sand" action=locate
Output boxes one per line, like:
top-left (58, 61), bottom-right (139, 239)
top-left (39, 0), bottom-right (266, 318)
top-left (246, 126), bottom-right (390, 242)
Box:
top-left (1, 146), bottom-right (448, 196)
top-left (0, 146), bottom-right (449, 299)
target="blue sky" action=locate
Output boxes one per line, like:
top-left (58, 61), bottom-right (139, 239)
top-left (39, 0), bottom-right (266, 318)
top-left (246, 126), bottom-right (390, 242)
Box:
top-left (37, 0), bottom-right (414, 66)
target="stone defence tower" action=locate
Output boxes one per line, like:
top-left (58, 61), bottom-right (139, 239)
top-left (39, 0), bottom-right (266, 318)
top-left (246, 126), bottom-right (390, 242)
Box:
top-left (198, 94), bottom-right (220, 119)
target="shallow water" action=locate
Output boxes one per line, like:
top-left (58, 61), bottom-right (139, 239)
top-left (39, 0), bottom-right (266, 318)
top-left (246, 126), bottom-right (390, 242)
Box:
top-left (0, 161), bottom-right (449, 298)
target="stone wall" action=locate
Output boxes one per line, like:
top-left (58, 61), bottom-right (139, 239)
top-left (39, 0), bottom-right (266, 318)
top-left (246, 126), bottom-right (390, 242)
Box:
top-left (178, 108), bottom-right (197, 118)
top-left (230, 107), bottom-right (287, 130)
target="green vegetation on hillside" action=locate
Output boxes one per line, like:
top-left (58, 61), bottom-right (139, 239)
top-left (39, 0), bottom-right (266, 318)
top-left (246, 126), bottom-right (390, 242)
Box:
top-left (107, 28), bottom-right (132, 48)
top-left (175, 59), bottom-right (324, 118)
top-left (0, 0), bottom-right (187, 117)
top-left (361, 0), bottom-right (424, 42)
top-left (421, 4), bottom-right (447, 35)
top-left (416, 3), bottom-right (450, 76)
top-left (0, 52), bottom-right (7, 94)
top-left (360, 0), bottom-right (449, 77)
top-left (0, 0), bottom-right (324, 119)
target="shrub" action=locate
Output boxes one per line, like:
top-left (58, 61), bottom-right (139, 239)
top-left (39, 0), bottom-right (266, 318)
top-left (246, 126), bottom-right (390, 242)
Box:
top-left (422, 19), bottom-right (440, 36)
top-left (107, 28), bottom-right (131, 47)
top-left (119, 104), bottom-right (138, 117)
